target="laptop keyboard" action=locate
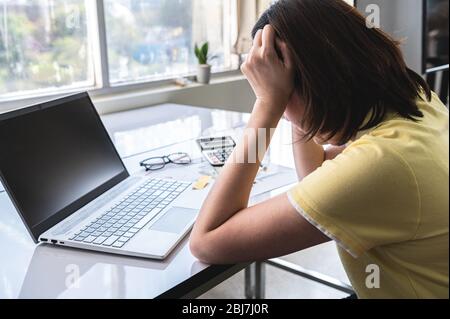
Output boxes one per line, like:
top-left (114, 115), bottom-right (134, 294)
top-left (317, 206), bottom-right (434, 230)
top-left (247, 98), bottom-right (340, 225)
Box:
top-left (69, 179), bottom-right (191, 248)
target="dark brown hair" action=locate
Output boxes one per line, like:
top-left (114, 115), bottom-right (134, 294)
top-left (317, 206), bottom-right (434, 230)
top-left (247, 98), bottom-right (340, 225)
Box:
top-left (253, 0), bottom-right (431, 145)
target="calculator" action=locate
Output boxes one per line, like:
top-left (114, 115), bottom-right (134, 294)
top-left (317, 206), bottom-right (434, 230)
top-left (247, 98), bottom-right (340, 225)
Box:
top-left (197, 136), bottom-right (236, 167)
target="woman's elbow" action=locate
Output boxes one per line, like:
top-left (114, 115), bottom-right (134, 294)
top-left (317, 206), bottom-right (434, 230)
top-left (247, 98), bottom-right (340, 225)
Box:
top-left (189, 232), bottom-right (225, 264)
top-left (189, 232), bottom-right (213, 263)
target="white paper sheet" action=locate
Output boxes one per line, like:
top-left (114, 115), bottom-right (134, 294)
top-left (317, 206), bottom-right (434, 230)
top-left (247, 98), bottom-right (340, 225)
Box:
top-left (145, 160), bottom-right (297, 198)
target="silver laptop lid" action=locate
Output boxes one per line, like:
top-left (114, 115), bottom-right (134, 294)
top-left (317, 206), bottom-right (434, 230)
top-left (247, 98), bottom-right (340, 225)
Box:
top-left (0, 92), bottom-right (129, 242)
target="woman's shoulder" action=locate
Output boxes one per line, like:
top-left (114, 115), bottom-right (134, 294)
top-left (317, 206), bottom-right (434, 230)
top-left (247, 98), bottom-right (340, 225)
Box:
top-left (417, 90), bottom-right (449, 119)
top-left (326, 137), bottom-right (419, 193)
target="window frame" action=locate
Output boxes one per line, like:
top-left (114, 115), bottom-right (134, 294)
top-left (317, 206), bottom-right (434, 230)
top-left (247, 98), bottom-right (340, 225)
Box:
top-left (0, 0), bottom-right (239, 108)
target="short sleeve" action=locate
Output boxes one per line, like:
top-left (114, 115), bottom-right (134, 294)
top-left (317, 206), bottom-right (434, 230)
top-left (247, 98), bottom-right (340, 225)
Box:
top-left (288, 141), bottom-right (421, 258)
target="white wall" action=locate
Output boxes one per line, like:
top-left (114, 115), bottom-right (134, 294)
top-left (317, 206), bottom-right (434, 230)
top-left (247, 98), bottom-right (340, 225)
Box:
top-left (357, 0), bottom-right (424, 73)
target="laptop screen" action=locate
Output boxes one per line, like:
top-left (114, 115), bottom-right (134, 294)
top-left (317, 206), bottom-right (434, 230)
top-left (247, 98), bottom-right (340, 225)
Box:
top-left (0, 93), bottom-right (129, 241)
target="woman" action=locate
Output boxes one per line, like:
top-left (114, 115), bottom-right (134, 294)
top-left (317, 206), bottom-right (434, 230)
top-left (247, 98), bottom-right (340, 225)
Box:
top-left (190, 0), bottom-right (449, 299)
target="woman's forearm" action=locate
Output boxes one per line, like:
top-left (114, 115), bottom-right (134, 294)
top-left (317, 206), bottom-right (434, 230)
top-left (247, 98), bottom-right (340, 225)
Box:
top-left (292, 125), bottom-right (325, 180)
top-left (192, 101), bottom-right (282, 234)
top-left (190, 24), bottom-right (296, 253)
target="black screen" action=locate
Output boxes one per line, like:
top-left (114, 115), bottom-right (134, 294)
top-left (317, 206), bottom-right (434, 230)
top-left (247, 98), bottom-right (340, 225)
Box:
top-left (0, 94), bottom-right (128, 237)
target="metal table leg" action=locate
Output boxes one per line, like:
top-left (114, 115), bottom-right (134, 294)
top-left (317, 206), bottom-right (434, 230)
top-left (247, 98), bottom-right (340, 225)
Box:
top-left (245, 262), bottom-right (266, 299)
top-left (244, 259), bottom-right (354, 299)
top-left (266, 258), bottom-right (354, 294)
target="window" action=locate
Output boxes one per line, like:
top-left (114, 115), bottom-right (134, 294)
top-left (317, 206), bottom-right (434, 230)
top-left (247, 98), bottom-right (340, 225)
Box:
top-left (104, 0), bottom-right (231, 85)
top-left (0, 0), bottom-right (234, 101)
top-left (0, 0), bottom-right (94, 99)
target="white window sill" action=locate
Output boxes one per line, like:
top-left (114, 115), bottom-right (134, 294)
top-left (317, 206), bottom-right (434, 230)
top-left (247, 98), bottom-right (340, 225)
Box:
top-left (0, 70), bottom-right (253, 115)
top-left (92, 71), bottom-right (252, 114)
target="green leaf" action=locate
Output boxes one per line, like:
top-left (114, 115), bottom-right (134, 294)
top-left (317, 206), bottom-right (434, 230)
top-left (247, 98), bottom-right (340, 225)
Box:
top-left (201, 42), bottom-right (209, 60)
top-left (194, 42), bottom-right (209, 64)
top-left (194, 44), bottom-right (201, 59)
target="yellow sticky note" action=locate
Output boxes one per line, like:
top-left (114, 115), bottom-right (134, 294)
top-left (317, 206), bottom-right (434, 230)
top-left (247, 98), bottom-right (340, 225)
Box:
top-left (193, 175), bottom-right (212, 190)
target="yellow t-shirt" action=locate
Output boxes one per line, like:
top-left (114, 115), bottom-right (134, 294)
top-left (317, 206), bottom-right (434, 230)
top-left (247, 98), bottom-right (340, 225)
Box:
top-left (288, 92), bottom-right (449, 299)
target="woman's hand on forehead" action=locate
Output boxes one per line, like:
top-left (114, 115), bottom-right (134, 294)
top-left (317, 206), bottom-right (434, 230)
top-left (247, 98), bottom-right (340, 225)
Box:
top-left (241, 25), bottom-right (295, 117)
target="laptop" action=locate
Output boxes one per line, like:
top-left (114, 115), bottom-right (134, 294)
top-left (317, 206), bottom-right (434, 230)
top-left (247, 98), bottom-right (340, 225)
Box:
top-left (0, 92), bottom-right (201, 260)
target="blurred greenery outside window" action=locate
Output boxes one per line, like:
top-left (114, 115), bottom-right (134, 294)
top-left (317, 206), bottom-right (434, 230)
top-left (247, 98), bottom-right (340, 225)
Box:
top-left (0, 0), bottom-right (233, 100)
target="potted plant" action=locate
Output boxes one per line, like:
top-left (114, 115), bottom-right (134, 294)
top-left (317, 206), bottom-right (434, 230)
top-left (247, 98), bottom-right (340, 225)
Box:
top-left (194, 42), bottom-right (213, 84)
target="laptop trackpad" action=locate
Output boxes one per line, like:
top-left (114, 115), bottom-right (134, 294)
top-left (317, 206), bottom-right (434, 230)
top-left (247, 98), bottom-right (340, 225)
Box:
top-left (149, 207), bottom-right (197, 234)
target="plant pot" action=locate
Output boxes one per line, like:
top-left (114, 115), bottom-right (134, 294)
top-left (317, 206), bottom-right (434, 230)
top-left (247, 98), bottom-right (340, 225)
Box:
top-left (197, 64), bottom-right (212, 84)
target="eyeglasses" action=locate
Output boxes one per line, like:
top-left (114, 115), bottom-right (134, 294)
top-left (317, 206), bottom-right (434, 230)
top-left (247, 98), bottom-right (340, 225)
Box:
top-left (139, 153), bottom-right (192, 171)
